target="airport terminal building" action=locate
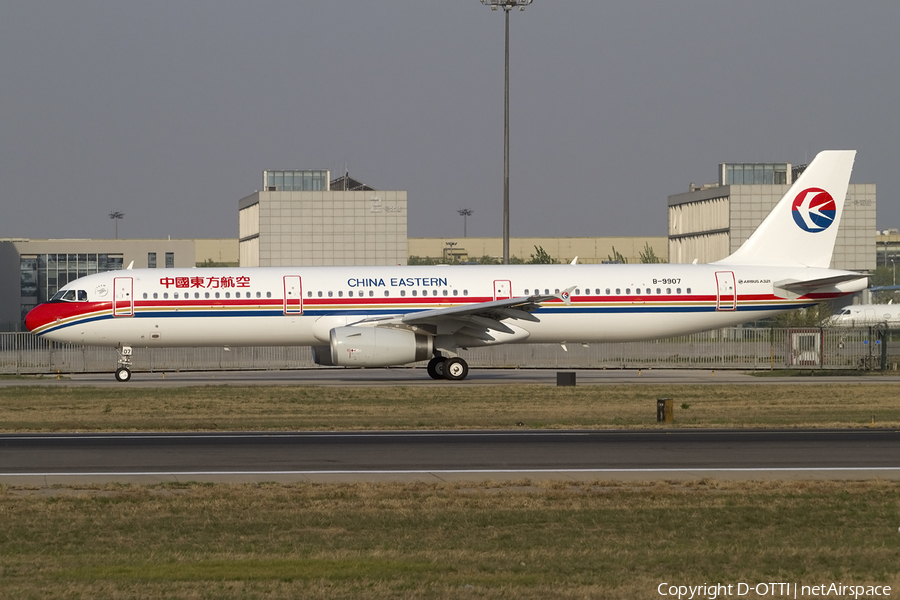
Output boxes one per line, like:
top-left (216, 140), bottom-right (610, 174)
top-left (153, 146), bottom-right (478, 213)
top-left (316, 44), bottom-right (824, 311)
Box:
top-left (668, 161), bottom-right (876, 271)
top-left (238, 170), bottom-right (407, 267)
top-left (0, 238), bottom-right (237, 329)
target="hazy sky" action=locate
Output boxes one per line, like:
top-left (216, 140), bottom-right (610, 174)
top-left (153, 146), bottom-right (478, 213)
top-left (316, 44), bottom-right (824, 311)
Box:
top-left (1, 1), bottom-right (898, 242)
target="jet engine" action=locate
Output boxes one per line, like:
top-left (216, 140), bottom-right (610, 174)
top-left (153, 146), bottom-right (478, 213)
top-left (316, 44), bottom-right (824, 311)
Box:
top-left (312, 326), bottom-right (432, 367)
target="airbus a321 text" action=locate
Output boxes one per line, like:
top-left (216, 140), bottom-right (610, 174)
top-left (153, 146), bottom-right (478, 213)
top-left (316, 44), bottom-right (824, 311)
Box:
top-left (27, 151), bottom-right (868, 381)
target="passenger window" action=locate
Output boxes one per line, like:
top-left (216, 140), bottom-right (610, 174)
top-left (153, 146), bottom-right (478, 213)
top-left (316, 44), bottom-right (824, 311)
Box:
top-left (195, 293), bottom-right (200, 299)
top-left (205, 292), bottom-right (210, 299)
top-left (412, 290), bottom-right (418, 297)
top-left (215, 292), bottom-right (220, 299)
top-left (666, 288), bottom-right (671, 294)
top-left (616, 289), bottom-right (621, 295)
top-left (328, 291), bottom-right (333, 298)
top-left (686, 288), bottom-right (692, 294)
top-left (369, 291), bottom-right (374, 297)
top-left (338, 291), bottom-right (343, 297)
top-left (267, 292), bottom-right (272, 298)
top-left (453, 290), bottom-right (459, 296)
top-left (401, 290), bottom-right (406, 297)
top-left (432, 290), bottom-right (437, 296)
top-left (153, 293), bottom-right (158, 299)
top-left (174, 293), bottom-right (179, 299)
top-left (525, 289), bottom-right (529, 295)
top-left (605, 288), bottom-right (610, 295)
top-left (443, 290), bottom-right (448, 296)
top-left (318, 291), bottom-right (323, 297)
top-left (225, 292), bottom-right (230, 298)
top-left (384, 290), bottom-right (389, 296)
top-left (676, 288), bottom-right (681, 294)
top-left (464, 290), bottom-right (469, 296)
top-left (575, 289), bottom-right (581, 295)
top-left (143, 293), bottom-right (148, 299)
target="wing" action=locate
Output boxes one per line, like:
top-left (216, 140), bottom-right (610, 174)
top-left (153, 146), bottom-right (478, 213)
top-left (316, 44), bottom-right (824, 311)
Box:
top-left (350, 287), bottom-right (575, 343)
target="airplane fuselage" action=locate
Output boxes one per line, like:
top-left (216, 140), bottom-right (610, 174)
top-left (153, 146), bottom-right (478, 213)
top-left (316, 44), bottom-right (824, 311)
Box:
top-left (27, 263), bottom-right (862, 348)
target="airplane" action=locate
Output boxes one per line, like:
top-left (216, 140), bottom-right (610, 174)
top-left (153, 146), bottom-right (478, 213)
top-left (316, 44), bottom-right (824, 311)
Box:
top-left (829, 302), bottom-right (900, 326)
top-left (26, 150), bottom-right (868, 382)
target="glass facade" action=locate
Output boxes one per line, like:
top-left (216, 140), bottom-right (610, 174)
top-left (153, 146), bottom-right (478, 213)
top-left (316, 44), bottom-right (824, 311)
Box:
top-left (148, 252), bottom-right (157, 269)
top-left (263, 170), bottom-right (329, 192)
top-left (165, 252), bottom-right (174, 268)
top-left (723, 163), bottom-right (789, 186)
top-left (20, 253), bottom-right (124, 305)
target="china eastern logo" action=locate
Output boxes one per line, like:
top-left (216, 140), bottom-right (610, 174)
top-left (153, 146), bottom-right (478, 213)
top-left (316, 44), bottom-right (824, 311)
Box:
top-left (791, 187), bottom-right (836, 233)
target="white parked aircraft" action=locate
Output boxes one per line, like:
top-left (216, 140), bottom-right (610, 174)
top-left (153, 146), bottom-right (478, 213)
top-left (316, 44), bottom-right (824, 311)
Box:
top-left (27, 151), bottom-right (867, 381)
top-left (830, 302), bottom-right (900, 327)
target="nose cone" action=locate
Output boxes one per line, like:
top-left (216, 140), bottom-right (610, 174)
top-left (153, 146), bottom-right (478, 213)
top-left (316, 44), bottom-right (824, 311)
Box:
top-left (26, 303), bottom-right (57, 334)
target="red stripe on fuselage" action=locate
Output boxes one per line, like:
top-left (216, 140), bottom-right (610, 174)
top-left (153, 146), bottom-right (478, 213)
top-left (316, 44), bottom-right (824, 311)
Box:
top-left (25, 301), bottom-right (111, 331)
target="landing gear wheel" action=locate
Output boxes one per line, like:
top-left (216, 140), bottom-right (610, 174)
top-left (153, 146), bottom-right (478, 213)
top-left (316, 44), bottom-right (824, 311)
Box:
top-left (444, 357), bottom-right (469, 381)
top-left (427, 356), bottom-right (446, 380)
top-left (114, 367), bottom-right (132, 382)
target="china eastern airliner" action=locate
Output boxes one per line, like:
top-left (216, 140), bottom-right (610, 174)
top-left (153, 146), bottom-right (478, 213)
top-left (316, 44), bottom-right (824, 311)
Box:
top-left (27, 151), bottom-right (868, 381)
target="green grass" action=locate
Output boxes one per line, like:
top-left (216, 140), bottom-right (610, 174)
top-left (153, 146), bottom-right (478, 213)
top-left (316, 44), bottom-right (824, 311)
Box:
top-left (0, 383), bottom-right (898, 431)
top-left (1, 480), bottom-right (898, 599)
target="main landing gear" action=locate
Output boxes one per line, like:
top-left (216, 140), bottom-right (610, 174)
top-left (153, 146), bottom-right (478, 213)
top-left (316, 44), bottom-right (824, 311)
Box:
top-left (426, 355), bottom-right (469, 381)
top-left (115, 345), bottom-right (133, 382)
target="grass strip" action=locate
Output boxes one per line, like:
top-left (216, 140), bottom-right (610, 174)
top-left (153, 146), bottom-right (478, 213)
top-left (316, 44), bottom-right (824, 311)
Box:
top-left (0, 383), bottom-right (898, 431)
top-left (0, 480), bottom-right (897, 599)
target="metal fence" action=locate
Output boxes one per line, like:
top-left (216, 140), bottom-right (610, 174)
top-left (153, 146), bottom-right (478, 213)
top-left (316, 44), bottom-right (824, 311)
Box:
top-left (3, 327), bottom-right (898, 375)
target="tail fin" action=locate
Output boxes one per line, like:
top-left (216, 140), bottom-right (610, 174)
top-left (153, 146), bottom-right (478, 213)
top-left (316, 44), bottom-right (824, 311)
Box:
top-left (714, 150), bottom-right (856, 268)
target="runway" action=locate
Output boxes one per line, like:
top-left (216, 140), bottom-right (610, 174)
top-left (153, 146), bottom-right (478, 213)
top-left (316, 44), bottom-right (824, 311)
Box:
top-left (7, 367), bottom-right (900, 387)
top-left (2, 429), bottom-right (898, 485)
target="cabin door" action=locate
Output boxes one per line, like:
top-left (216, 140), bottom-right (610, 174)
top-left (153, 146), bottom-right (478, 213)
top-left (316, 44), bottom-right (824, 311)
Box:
top-left (113, 277), bottom-right (133, 317)
top-left (715, 271), bottom-right (736, 311)
top-left (284, 276), bottom-right (303, 314)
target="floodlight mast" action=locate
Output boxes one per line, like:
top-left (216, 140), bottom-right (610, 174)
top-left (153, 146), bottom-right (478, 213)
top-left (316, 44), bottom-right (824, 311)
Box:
top-left (479, 0), bottom-right (532, 265)
top-left (108, 211), bottom-right (124, 240)
top-left (457, 208), bottom-right (473, 237)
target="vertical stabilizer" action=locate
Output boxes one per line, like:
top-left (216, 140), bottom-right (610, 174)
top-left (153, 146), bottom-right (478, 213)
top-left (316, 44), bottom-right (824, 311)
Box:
top-left (714, 150), bottom-right (856, 268)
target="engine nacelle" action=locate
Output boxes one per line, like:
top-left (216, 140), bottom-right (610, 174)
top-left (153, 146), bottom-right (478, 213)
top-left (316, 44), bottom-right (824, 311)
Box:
top-left (319, 326), bottom-right (432, 367)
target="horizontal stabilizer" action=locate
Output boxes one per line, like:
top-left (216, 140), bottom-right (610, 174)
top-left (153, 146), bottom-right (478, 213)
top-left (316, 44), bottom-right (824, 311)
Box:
top-left (774, 274), bottom-right (868, 299)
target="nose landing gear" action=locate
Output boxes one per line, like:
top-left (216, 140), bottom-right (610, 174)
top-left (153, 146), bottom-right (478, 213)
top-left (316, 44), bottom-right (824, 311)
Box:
top-left (115, 346), bottom-right (133, 382)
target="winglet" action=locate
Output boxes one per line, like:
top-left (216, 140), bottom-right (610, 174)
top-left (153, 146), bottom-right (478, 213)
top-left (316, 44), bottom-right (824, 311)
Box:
top-left (557, 286), bottom-right (576, 306)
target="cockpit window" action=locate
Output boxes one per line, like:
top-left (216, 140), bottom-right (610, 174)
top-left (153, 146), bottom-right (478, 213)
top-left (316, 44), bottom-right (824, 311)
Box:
top-left (50, 289), bottom-right (87, 302)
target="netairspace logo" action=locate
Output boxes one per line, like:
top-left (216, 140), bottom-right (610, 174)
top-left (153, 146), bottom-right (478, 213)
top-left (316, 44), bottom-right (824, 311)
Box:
top-left (657, 581), bottom-right (892, 599)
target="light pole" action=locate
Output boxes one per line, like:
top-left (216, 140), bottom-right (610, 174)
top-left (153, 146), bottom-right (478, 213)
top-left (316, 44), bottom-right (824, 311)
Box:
top-left (109, 211), bottom-right (124, 239)
top-left (457, 208), bottom-right (473, 237)
top-left (480, 0), bottom-right (532, 264)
